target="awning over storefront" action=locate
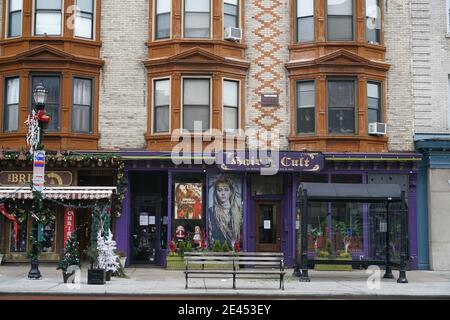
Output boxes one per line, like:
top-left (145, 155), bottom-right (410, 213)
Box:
top-left (0, 187), bottom-right (116, 200)
top-left (298, 182), bottom-right (402, 202)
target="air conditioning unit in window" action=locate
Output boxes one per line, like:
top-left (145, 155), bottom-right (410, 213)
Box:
top-left (224, 27), bottom-right (242, 42)
top-left (368, 122), bottom-right (387, 135)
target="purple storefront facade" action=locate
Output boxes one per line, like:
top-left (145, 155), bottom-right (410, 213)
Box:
top-left (114, 151), bottom-right (421, 269)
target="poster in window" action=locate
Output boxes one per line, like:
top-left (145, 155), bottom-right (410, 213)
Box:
top-left (174, 183), bottom-right (203, 220)
top-left (208, 174), bottom-right (243, 250)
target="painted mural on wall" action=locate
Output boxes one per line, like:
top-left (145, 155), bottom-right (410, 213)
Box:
top-left (207, 175), bottom-right (243, 250)
top-left (174, 183), bottom-right (203, 220)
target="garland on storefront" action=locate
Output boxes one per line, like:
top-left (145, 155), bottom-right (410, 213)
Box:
top-left (0, 150), bottom-right (126, 218)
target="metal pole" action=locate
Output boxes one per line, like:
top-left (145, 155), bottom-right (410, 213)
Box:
top-left (300, 189), bottom-right (310, 282)
top-left (28, 102), bottom-right (45, 280)
top-left (383, 200), bottom-right (394, 279)
top-left (398, 191), bottom-right (408, 283)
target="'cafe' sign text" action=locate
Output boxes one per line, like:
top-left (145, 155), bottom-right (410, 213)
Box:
top-left (219, 151), bottom-right (324, 173)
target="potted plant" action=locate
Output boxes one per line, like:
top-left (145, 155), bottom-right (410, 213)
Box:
top-left (85, 244), bottom-right (105, 285)
top-left (57, 234), bottom-right (80, 283)
top-left (97, 230), bottom-right (119, 281)
top-left (166, 240), bottom-right (185, 270)
top-left (314, 239), bottom-right (352, 271)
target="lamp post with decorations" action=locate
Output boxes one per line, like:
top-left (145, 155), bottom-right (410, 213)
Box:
top-left (27, 82), bottom-right (50, 280)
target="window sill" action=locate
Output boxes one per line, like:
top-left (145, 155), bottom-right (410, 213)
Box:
top-left (446, 33), bottom-right (450, 38)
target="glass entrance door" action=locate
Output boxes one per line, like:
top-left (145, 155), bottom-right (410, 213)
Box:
top-left (255, 201), bottom-right (281, 252)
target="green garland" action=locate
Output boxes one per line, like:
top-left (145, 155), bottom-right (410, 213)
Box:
top-left (0, 151), bottom-right (126, 218)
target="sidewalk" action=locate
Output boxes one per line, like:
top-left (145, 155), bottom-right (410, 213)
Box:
top-left (0, 265), bottom-right (449, 299)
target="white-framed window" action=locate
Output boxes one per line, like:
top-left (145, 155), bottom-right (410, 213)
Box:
top-left (366, 0), bottom-right (381, 44)
top-left (72, 77), bottom-right (93, 133)
top-left (447, 0), bottom-right (450, 33)
top-left (223, 79), bottom-right (240, 132)
top-left (7, 0), bottom-right (22, 38)
top-left (3, 77), bottom-right (20, 132)
top-left (34, 0), bottom-right (63, 36)
top-left (182, 77), bottom-right (211, 131)
top-left (297, 80), bottom-right (316, 134)
top-left (296, 0), bottom-right (314, 43)
top-left (155, 0), bottom-right (171, 40)
top-left (75, 0), bottom-right (94, 39)
top-left (224, 0), bottom-right (239, 30)
top-left (153, 78), bottom-right (171, 133)
top-left (327, 0), bottom-right (354, 41)
top-left (448, 76), bottom-right (450, 129)
top-left (184, 0), bottom-right (211, 38)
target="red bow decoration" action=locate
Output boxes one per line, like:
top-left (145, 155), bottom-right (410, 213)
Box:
top-left (36, 110), bottom-right (51, 123)
top-left (0, 203), bottom-right (19, 245)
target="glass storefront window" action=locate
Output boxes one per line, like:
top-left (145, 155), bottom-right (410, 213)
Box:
top-left (330, 202), bottom-right (363, 253)
top-left (251, 175), bottom-right (283, 196)
top-left (40, 222), bottom-right (55, 253)
top-left (10, 220), bottom-right (27, 252)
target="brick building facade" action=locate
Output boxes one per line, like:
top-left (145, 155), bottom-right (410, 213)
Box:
top-left (0, 0), bottom-right (429, 270)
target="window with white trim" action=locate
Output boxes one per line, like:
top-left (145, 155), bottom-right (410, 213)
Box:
top-left (34, 0), bottom-right (62, 36)
top-left (447, 0), bottom-right (450, 33)
top-left (223, 80), bottom-right (239, 132)
top-left (327, 0), bottom-right (353, 41)
top-left (184, 0), bottom-right (211, 38)
top-left (3, 77), bottom-right (20, 132)
top-left (7, 0), bottom-right (22, 38)
top-left (183, 78), bottom-right (210, 131)
top-left (224, 0), bottom-right (239, 30)
top-left (153, 79), bottom-right (170, 133)
top-left (75, 0), bottom-right (94, 39)
top-left (155, 0), bottom-right (171, 40)
top-left (296, 0), bottom-right (314, 43)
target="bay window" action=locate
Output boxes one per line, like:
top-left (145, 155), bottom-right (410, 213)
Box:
top-left (224, 0), bottom-right (239, 30)
top-left (367, 81), bottom-right (381, 124)
top-left (184, 0), bottom-right (211, 38)
top-left (155, 0), bottom-right (171, 40)
top-left (327, 0), bottom-right (353, 41)
top-left (72, 78), bottom-right (93, 133)
top-left (34, 0), bottom-right (62, 36)
top-left (366, 0), bottom-right (381, 44)
top-left (328, 79), bottom-right (356, 134)
top-left (296, 0), bottom-right (314, 43)
top-left (31, 75), bottom-right (61, 132)
top-left (7, 0), bottom-right (22, 38)
top-left (296, 80), bottom-right (315, 134)
top-left (153, 78), bottom-right (170, 133)
top-left (75, 0), bottom-right (94, 39)
top-left (183, 78), bottom-right (210, 131)
top-left (3, 77), bottom-right (20, 132)
top-left (223, 80), bottom-right (239, 132)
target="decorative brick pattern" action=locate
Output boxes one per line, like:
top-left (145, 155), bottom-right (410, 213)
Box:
top-left (245, 0), bottom-right (290, 150)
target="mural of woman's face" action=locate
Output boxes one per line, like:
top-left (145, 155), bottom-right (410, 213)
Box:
top-left (216, 182), bottom-right (231, 204)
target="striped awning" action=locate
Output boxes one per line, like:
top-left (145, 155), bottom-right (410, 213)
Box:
top-left (0, 187), bottom-right (116, 200)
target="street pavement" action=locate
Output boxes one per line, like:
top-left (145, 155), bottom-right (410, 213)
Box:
top-left (0, 264), bottom-right (449, 299)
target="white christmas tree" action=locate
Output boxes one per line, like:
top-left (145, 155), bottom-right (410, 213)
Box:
top-left (97, 230), bottom-right (119, 273)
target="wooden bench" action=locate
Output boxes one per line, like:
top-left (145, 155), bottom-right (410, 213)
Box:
top-left (184, 252), bottom-right (285, 290)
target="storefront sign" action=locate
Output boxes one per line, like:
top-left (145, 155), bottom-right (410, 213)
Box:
top-left (63, 208), bottom-right (76, 246)
top-left (33, 151), bottom-right (46, 192)
top-left (218, 151), bottom-right (324, 173)
top-left (0, 171), bottom-right (73, 187)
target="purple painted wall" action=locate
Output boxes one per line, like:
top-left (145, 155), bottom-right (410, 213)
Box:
top-left (115, 155), bottom-right (419, 269)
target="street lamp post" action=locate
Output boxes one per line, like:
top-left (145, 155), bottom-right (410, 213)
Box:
top-left (27, 82), bottom-right (49, 280)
